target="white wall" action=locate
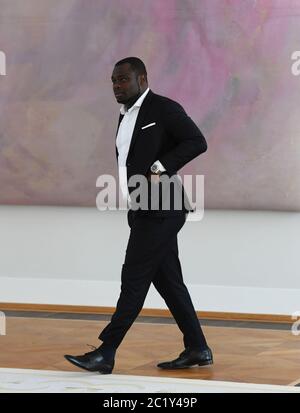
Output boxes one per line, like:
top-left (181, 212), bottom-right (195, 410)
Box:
top-left (0, 205), bottom-right (299, 315)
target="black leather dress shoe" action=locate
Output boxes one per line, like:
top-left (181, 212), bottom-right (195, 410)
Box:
top-left (64, 346), bottom-right (114, 374)
top-left (157, 347), bottom-right (213, 369)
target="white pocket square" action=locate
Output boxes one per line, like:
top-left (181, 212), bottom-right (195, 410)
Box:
top-left (141, 122), bottom-right (156, 130)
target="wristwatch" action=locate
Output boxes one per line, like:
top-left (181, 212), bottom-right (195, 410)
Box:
top-left (150, 161), bottom-right (166, 175)
top-left (150, 163), bottom-right (161, 175)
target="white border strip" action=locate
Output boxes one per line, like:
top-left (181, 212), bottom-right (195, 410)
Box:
top-left (0, 368), bottom-right (299, 393)
top-left (0, 277), bottom-right (299, 316)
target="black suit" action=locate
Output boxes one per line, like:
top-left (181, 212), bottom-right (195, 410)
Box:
top-left (98, 90), bottom-right (208, 350)
top-left (116, 89), bottom-right (207, 216)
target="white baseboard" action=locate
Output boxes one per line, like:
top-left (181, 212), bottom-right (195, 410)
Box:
top-left (0, 276), bottom-right (299, 316)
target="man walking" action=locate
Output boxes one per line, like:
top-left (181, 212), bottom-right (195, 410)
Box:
top-left (64, 57), bottom-right (212, 374)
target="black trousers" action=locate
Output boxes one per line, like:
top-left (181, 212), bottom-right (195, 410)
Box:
top-left (98, 210), bottom-right (208, 350)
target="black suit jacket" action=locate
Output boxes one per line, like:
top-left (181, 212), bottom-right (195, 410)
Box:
top-left (115, 89), bottom-right (207, 217)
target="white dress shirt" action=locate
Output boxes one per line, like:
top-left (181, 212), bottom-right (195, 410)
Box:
top-left (116, 87), bottom-right (166, 207)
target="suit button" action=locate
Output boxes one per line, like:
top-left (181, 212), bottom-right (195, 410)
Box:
top-left (127, 163), bottom-right (131, 167)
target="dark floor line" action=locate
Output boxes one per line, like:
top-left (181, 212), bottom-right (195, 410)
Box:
top-left (2, 310), bottom-right (293, 331)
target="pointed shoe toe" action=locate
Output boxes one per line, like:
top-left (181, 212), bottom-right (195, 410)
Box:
top-left (64, 352), bottom-right (114, 374)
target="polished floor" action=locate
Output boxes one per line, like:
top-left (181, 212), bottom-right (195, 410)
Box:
top-left (0, 312), bottom-right (299, 387)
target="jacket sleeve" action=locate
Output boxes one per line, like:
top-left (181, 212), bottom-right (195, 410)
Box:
top-left (158, 101), bottom-right (207, 175)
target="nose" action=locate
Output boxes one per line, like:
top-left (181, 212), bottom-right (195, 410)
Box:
top-left (114, 87), bottom-right (123, 96)
top-left (113, 81), bottom-right (121, 91)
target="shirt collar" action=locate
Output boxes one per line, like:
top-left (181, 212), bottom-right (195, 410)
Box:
top-left (120, 87), bottom-right (150, 115)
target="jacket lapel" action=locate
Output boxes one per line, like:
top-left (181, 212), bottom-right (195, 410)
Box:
top-left (117, 113), bottom-right (124, 133)
top-left (115, 113), bottom-right (124, 159)
top-left (115, 90), bottom-right (154, 161)
top-left (127, 90), bottom-right (154, 159)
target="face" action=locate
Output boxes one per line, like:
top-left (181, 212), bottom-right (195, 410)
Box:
top-left (111, 63), bottom-right (147, 105)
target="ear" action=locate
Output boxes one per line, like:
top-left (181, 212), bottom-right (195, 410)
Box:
top-left (139, 73), bottom-right (146, 85)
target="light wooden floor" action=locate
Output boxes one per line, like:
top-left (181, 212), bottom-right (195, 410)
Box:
top-left (0, 316), bottom-right (299, 386)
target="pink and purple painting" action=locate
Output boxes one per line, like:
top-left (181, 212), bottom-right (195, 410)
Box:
top-left (0, 0), bottom-right (299, 210)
